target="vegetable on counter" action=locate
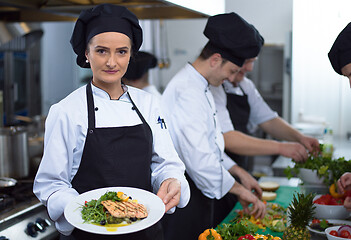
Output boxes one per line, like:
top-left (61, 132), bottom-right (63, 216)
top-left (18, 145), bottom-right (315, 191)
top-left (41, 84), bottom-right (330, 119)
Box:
top-left (233, 202), bottom-right (287, 232)
top-left (313, 194), bottom-right (344, 205)
top-left (216, 222), bottom-right (256, 240)
top-left (284, 144), bottom-right (351, 186)
top-left (328, 225), bottom-right (351, 238)
top-left (198, 229), bottom-right (222, 240)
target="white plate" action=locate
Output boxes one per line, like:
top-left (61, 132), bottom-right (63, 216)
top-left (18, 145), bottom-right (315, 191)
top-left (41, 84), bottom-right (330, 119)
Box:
top-left (64, 187), bottom-right (165, 235)
top-left (307, 219), bottom-right (351, 236)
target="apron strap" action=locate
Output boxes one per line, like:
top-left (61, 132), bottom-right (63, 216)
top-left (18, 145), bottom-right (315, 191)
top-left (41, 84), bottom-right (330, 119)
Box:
top-left (127, 92), bottom-right (148, 125)
top-left (86, 83), bottom-right (148, 128)
top-left (86, 83), bottom-right (96, 129)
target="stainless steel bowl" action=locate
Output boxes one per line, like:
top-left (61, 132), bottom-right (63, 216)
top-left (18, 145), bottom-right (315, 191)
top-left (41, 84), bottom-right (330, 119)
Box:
top-left (0, 177), bottom-right (17, 194)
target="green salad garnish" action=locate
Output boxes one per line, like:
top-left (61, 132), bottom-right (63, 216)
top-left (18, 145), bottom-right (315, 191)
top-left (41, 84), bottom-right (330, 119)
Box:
top-left (81, 191), bottom-right (125, 225)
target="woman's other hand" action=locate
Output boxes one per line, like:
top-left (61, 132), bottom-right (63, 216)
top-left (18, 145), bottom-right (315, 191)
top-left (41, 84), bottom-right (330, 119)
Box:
top-left (157, 178), bottom-right (181, 212)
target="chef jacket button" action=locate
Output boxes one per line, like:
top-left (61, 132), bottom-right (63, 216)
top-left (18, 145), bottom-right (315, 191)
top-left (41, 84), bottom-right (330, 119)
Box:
top-left (89, 129), bottom-right (94, 134)
top-left (95, 107), bottom-right (98, 111)
top-left (132, 106), bottom-right (136, 110)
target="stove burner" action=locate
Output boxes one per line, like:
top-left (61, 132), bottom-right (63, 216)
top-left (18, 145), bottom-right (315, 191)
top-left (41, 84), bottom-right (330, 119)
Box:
top-left (0, 179), bottom-right (37, 215)
top-left (0, 194), bottom-right (15, 213)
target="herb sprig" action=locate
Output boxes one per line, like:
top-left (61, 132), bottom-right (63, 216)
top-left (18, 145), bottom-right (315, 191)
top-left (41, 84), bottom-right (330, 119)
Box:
top-left (284, 144), bottom-right (351, 186)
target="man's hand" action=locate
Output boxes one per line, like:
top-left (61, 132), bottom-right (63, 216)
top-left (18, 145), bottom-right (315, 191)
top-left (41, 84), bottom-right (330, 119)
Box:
top-left (299, 135), bottom-right (320, 153)
top-left (337, 172), bottom-right (351, 193)
top-left (230, 182), bottom-right (266, 219)
top-left (344, 197), bottom-right (351, 211)
top-left (229, 165), bottom-right (262, 198)
top-left (157, 178), bottom-right (181, 212)
top-left (279, 142), bottom-right (308, 162)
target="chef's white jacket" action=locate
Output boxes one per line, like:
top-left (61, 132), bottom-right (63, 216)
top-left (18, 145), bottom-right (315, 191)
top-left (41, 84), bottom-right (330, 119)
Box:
top-left (33, 83), bottom-right (190, 235)
top-left (210, 78), bottom-right (278, 133)
top-left (161, 63), bottom-right (235, 200)
top-left (143, 85), bottom-right (162, 100)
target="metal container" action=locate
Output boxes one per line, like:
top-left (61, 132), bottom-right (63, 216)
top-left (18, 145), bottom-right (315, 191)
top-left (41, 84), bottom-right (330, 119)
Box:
top-left (0, 126), bottom-right (29, 178)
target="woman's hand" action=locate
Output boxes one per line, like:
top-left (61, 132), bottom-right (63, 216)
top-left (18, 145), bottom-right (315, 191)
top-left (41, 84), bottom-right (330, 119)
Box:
top-left (157, 178), bottom-right (181, 212)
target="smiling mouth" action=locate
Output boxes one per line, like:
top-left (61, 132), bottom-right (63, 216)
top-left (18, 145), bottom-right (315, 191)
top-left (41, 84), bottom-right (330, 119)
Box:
top-left (104, 70), bottom-right (118, 74)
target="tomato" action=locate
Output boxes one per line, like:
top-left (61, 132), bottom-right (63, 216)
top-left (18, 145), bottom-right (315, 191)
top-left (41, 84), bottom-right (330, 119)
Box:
top-left (345, 191), bottom-right (351, 198)
top-left (330, 230), bottom-right (338, 236)
top-left (244, 234), bottom-right (255, 240)
top-left (238, 235), bottom-right (254, 240)
top-left (340, 230), bottom-right (351, 238)
top-left (314, 198), bottom-right (328, 205)
top-left (312, 219), bottom-right (321, 224)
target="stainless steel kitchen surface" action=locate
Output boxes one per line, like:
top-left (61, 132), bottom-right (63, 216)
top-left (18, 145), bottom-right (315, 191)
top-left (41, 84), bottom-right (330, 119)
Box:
top-left (0, 179), bottom-right (59, 239)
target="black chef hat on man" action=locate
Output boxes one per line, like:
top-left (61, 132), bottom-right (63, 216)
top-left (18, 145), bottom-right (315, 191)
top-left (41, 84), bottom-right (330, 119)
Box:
top-left (204, 12), bottom-right (264, 67)
top-left (70, 3), bottom-right (143, 68)
top-left (328, 22), bottom-right (351, 75)
top-left (123, 51), bottom-right (157, 80)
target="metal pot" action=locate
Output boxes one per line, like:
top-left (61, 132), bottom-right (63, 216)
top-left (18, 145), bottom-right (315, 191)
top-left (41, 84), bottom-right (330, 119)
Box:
top-left (0, 126), bottom-right (29, 178)
top-left (0, 177), bottom-right (17, 194)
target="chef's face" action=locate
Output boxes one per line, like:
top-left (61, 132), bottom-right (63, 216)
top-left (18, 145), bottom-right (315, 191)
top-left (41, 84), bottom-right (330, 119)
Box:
top-left (85, 32), bottom-right (131, 85)
top-left (341, 62), bottom-right (351, 88)
top-left (231, 58), bottom-right (257, 86)
top-left (210, 59), bottom-right (240, 87)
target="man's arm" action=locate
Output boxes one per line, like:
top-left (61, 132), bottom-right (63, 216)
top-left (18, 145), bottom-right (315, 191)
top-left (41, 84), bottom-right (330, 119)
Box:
top-left (228, 164), bottom-right (262, 198)
top-left (223, 130), bottom-right (308, 162)
top-left (259, 117), bottom-right (320, 152)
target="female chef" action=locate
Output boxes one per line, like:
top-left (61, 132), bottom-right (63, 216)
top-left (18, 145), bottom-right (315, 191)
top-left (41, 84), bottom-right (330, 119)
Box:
top-left (33, 4), bottom-right (189, 240)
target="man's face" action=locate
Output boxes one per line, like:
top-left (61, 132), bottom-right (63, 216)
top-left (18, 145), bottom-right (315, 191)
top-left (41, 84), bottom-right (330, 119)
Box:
top-left (341, 62), bottom-right (351, 88)
top-left (231, 57), bottom-right (257, 86)
top-left (209, 60), bottom-right (240, 87)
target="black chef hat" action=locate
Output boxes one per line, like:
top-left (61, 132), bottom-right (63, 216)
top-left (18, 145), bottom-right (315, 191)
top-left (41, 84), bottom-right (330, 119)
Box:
top-left (328, 22), bottom-right (351, 75)
top-left (123, 51), bottom-right (157, 80)
top-left (204, 12), bottom-right (264, 67)
top-left (70, 3), bottom-right (143, 68)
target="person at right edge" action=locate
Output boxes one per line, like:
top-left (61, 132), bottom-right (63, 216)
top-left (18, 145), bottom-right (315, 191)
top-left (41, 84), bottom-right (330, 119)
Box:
top-left (161, 12), bottom-right (266, 240)
top-left (328, 22), bottom-right (351, 211)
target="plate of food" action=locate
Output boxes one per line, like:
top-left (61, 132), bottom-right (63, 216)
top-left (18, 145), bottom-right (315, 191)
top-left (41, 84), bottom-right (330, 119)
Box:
top-left (307, 219), bottom-right (351, 236)
top-left (64, 187), bottom-right (165, 235)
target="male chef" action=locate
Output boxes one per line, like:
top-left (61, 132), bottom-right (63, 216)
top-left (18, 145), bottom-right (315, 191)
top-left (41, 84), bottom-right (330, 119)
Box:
top-left (161, 12), bottom-right (266, 240)
top-left (329, 22), bottom-right (351, 87)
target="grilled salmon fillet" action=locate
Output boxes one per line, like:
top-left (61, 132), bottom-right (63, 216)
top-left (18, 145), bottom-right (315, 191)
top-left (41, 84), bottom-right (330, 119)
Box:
top-left (101, 200), bottom-right (148, 219)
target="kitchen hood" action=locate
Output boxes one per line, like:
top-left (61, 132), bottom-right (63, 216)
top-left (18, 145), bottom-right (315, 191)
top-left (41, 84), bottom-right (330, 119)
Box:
top-left (0, 0), bottom-right (225, 22)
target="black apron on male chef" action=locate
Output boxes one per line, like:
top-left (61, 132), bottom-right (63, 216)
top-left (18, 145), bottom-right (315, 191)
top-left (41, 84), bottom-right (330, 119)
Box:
top-left (161, 174), bottom-right (237, 240)
top-left (224, 85), bottom-right (252, 171)
top-left (61, 83), bottom-right (163, 240)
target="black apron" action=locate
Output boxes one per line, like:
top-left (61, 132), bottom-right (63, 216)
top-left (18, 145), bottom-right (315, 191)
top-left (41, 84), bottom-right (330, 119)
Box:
top-left (61, 83), bottom-right (163, 240)
top-left (225, 85), bottom-right (252, 171)
top-left (161, 175), bottom-right (237, 240)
